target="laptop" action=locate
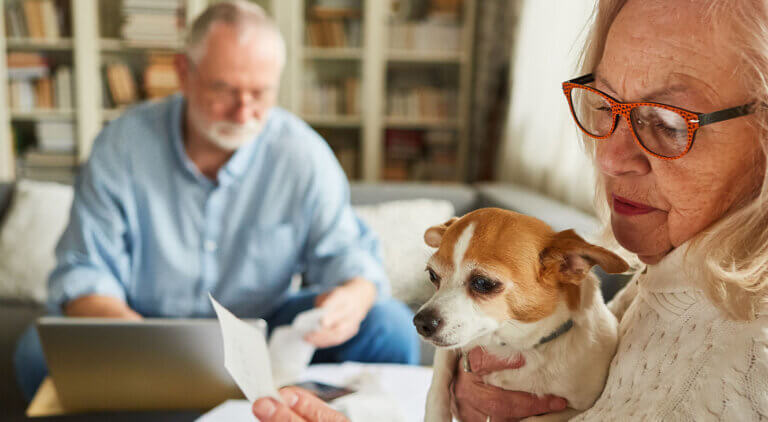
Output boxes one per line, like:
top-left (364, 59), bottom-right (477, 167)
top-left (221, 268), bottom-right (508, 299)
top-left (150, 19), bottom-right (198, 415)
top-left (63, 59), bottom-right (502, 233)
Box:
top-left (36, 317), bottom-right (266, 412)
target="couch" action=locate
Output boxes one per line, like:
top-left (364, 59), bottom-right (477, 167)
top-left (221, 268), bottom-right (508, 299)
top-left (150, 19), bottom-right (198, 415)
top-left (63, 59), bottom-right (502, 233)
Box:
top-left (0, 181), bottom-right (629, 419)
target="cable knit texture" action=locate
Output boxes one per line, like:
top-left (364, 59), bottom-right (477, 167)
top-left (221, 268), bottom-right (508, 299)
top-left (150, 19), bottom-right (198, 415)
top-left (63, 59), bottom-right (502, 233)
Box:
top-left (572, 245), bottom-right (768, 421)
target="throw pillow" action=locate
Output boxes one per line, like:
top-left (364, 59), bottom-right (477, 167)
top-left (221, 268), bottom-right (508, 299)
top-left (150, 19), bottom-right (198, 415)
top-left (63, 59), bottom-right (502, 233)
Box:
top-left (0, 180), bottom-right (74, 304)
top-left (354, 199), bottom-right (454, 306)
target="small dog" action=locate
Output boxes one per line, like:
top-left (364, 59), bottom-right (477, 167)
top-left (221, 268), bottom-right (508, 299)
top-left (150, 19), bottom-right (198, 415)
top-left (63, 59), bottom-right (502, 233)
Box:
top-left (414, 208), bottom-right (627, 422)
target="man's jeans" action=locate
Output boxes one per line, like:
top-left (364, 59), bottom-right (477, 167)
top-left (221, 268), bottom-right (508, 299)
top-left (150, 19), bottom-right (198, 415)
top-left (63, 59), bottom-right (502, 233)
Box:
top-left (14, 293), bottom-right (420, 401)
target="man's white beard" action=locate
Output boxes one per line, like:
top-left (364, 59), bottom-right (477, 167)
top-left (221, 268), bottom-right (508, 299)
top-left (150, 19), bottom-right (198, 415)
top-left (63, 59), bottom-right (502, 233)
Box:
top-left (203, 119), bottom-right (262, 151)
top-left (190, 106), bottom-right (263, 151)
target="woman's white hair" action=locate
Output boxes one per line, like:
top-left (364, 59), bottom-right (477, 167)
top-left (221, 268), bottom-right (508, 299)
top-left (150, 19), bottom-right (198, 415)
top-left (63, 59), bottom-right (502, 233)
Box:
top-left (185, 0), bottom-right (285, 67)
top-left (579, 0), bottom-right (768, 320)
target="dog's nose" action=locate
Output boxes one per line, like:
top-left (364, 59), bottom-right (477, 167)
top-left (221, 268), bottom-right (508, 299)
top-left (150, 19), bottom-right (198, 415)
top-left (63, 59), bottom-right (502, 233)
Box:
top-left (413, 309), bottom-right (443, 338)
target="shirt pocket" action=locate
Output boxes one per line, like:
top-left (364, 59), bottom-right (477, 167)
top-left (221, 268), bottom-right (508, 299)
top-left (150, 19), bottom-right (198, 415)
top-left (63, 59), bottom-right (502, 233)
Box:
top-left (245, 224), bottom-right (300, 287)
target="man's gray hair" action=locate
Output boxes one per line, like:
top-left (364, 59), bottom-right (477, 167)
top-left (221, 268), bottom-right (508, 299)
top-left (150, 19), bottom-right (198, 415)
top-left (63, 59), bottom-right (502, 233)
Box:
top-left (185, 0), bottom-right (286, 67)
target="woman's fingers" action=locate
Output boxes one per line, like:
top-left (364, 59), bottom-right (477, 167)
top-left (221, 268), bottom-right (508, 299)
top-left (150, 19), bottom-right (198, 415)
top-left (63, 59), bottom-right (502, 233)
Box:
top-left (252, 397), bottom-right (306, 422)
top-left (466, 347), bottom-right (526, 376)
top-left (452, 367), bottom-right (568, 419)
top-left (280, 387), bottom-right (351, 422)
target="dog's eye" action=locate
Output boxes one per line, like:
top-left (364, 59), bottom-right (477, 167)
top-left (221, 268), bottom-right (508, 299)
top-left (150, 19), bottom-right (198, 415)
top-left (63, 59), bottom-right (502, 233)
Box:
top-left (427, 269), bottom-right (439, 285)
top-left (470, 277), bottom-right (496, 294)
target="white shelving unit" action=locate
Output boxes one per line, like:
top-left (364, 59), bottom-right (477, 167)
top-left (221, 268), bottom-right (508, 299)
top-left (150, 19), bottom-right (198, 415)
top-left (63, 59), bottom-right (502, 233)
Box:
top-left (1, 0), bottom-right (475, 183)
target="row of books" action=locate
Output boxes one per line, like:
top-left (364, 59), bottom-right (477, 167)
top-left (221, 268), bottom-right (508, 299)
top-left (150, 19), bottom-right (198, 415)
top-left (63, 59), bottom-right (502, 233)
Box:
top-left (7, 53), bottom-right (73, 110)
top-left (102, 55), bottom-right (180, 108)
top-left (302, 77), bottom-right (360, 116)
top-left (121, 0), bottom-right (184, 43)
top-left (306, 19), bottom-right (362, 48)
top-left (383, 130), bottom-right (458, 181)
top-left (386, 87), bottom-right (458, 121)
top-left (333, 146), bottom-right (357, 180)
top-left (388, 21), bottom-right (462, 52)
top-left (4, 0), bottom-right (70, 39)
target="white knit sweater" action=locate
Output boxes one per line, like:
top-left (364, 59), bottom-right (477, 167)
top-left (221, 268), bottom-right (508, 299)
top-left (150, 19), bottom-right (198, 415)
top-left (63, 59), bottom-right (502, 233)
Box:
top-left (571, 246), bottom-right (768, 421)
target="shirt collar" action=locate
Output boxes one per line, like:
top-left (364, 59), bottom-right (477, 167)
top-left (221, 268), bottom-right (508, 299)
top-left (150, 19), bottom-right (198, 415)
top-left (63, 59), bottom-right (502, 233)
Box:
top-left (170, 94), bottom-right (274, 187)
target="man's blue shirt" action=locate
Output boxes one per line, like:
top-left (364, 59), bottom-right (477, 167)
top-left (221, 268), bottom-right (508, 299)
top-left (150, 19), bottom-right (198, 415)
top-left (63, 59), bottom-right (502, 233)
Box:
top-left (48, 94), bottom-right (389, 318)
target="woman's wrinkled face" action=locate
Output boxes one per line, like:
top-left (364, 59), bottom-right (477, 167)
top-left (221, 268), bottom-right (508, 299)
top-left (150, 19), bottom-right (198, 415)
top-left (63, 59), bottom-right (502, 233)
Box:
top-left (595, 0), bottom-right (765, 264)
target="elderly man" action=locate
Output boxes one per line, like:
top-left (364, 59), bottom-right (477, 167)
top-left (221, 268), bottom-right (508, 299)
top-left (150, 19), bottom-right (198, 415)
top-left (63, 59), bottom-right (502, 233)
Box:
top-left (14, 1), bottom-right (419, 401)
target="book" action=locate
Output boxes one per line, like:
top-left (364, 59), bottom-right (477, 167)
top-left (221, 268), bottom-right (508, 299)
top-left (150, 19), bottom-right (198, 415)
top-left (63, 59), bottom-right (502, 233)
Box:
top-left (40, 0), bottom-right (61, 39)
top-left (53, 66), bottom-right (73, 109)
top-left (105, 63), bottom-right (138, 106)
top-left (22, 0), bottom-right (45, 39)
top-left (23, 150), bottom-right (77, 167)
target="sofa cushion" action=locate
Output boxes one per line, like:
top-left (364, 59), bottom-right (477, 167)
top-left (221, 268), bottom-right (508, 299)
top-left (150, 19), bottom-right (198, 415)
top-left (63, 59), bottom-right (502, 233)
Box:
top-left (351, 183), bottom-right (478, 215)
top-left (354, 199), bottom-right (454, 306)
top-left (0, 180), bottom-right (74, 304)
top-left (475, 183), bottom-right (600, 238)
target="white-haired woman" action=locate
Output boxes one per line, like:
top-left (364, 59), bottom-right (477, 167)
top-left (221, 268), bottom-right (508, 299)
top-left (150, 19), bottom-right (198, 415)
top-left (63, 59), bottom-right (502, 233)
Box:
top-left (253, 0), bottom-right (768, 420)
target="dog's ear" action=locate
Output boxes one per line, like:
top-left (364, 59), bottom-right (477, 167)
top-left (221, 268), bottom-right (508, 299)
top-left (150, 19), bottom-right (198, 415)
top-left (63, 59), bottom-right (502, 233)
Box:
top-left (424, 217), bottom-right (459, 248)
top-left (540, 229), bottom-right (628, 285)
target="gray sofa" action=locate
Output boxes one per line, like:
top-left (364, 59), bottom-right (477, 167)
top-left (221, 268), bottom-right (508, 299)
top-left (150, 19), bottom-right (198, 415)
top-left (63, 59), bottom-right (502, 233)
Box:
top-left (0, 181), bottom-right (628, 419)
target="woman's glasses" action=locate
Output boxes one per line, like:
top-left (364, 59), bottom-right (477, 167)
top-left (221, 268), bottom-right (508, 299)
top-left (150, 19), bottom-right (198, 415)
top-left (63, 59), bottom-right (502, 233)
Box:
top-left (562, 74), bottom-right (756, 160)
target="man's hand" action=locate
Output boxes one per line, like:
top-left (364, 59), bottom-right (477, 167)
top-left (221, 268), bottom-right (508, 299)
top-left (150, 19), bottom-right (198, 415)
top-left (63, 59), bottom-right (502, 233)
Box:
top-left (305, 278), bottom-right (376, 348)
top-left (450, 347), bottom-right (568, 422)
top-left (64, 294), bottom-right (142, 320)
top-left (252, 387), bottom-right (349, 422)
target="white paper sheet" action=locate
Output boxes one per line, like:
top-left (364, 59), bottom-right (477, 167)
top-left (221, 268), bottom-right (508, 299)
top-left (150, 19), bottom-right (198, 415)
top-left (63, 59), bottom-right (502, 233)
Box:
top-left (209, 294), bottom-right (281, 403)
top-left (269, 307), bottom-right (325, 387)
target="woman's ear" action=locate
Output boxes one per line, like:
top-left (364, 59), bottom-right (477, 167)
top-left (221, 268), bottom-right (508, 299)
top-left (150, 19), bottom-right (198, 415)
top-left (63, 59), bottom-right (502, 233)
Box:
top-left (424, 217), bottom-right (459, 248)
top-left (540, 229), bottom-right (629, 285)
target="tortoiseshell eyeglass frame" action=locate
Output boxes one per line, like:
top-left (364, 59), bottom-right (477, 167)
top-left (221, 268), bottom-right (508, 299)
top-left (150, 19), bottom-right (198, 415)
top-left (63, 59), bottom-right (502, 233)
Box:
top-left (562, 73), bottom-right (756, 160)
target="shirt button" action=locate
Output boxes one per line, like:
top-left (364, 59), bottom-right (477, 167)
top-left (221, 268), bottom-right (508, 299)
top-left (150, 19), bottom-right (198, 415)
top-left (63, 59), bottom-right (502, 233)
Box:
top-left (204, 240), bottom-right (217, 252)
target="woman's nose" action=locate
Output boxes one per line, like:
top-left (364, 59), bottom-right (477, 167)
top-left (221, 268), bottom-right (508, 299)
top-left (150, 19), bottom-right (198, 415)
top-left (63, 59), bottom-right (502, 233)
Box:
top-left (595, 116), bottom-right (652, 177)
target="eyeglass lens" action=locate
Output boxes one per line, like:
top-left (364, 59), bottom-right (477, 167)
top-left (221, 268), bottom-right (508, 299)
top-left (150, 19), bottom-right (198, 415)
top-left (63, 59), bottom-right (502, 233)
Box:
top-left (570, 87), bottom-right (690, 157)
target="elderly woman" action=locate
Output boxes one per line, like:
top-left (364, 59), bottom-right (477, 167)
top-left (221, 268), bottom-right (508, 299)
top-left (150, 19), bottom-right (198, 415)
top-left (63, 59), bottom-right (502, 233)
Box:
top-left (252, 0), bottom-right (768, 420)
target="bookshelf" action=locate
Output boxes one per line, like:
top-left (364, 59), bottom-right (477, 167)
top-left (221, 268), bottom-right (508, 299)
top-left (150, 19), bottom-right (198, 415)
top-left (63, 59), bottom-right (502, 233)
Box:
top-left (1, 0), bottom-right (475, 183)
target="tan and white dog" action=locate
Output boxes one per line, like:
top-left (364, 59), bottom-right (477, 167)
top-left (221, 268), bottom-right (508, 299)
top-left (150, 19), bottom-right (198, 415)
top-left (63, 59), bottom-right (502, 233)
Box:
top-left (414, 208), bottom-right (628, 422)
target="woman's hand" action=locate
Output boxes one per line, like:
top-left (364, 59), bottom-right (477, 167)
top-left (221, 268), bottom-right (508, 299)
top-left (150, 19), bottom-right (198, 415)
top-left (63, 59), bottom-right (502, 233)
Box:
top-left (252, 387), bottom-right (349, 422)
top-left (451, 347), bottom-right (568, 422)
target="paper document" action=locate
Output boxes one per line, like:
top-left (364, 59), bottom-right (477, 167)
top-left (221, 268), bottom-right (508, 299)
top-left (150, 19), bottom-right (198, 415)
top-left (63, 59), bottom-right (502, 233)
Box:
top-left (269, 307), bottom-right (325, 387)
top-left (209, 294), bottom-right (281, 403)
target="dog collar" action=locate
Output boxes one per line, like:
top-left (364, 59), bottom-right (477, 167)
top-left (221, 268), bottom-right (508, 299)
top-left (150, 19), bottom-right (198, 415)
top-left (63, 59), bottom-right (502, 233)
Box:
top-left (537, 319), bottom-right (574, 346)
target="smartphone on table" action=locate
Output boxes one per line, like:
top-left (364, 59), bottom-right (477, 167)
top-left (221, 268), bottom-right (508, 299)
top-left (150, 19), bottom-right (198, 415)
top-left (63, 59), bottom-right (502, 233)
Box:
top-left (291, 381), bottom-right (355, 402)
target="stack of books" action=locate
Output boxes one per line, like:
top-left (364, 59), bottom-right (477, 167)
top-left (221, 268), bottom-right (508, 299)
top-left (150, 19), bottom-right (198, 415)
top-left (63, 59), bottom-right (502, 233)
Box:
top-left (143, 54), bottom-right (180, 99)
top-left (303, 77), bottom-right (360, 117)
top-left (4, 0), bottom-right (70, 39)
top-left (121, 0), bottom-right (183, 44)
top-left (7, 52), bottom-right (73, 111)
top-left (388, 0), bottom-right (462, 52)
top-left (305, 2), bottom-right (362, 48)
top-left (34, 120), bottom-right (75, 152)
top-left (18, 148), bottom-right (77, 184)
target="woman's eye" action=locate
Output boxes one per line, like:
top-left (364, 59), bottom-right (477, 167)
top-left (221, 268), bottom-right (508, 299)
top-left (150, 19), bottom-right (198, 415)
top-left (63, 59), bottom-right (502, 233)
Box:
top-left (470, 277), bottom-right (496, 294)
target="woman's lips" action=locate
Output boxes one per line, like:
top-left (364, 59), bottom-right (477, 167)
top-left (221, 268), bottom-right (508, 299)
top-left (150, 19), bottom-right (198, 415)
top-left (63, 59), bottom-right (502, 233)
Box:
top-left (612, 194), bottom-right (656, 216)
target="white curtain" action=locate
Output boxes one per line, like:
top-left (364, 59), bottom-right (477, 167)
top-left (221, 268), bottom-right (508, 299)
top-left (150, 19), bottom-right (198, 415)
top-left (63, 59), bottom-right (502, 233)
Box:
top-left (496, 0), bottom-right (597, 213)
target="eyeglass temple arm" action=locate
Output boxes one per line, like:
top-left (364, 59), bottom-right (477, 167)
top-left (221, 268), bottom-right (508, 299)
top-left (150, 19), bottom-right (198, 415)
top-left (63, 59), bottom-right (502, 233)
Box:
top-left (566, 74), bottom-right (595, 85)
top-left (698, 103), bottom-right (763, 126)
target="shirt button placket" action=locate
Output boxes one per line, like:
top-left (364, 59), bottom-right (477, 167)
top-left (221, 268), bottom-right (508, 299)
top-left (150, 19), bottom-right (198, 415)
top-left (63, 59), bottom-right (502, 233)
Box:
top-left (201, 188), bottom-right (224, 305)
